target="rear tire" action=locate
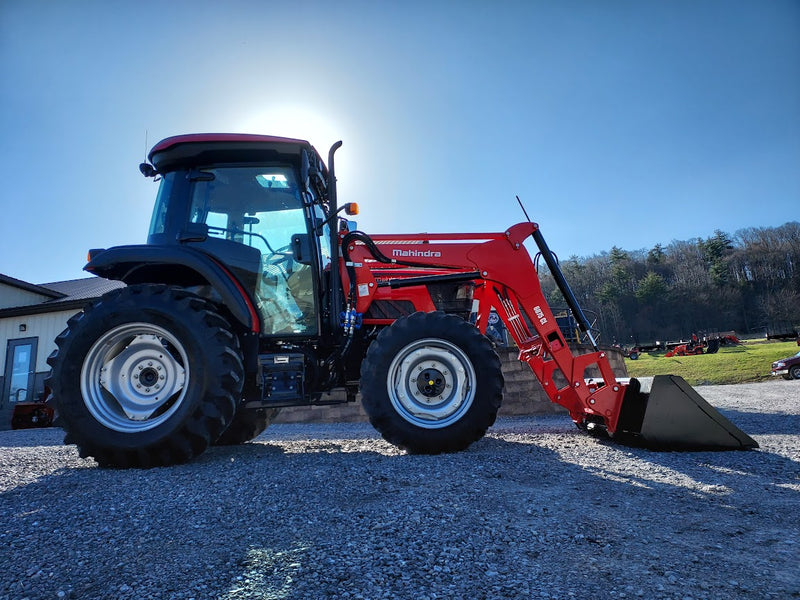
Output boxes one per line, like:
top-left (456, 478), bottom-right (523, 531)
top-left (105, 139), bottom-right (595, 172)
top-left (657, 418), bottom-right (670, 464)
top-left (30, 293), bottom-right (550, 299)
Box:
top-left (214, 407), bottom-right (281, 445)
top-left (360, 311), bottom-right (503, 454)
top-left (46, 285), bottom-right (242, 468)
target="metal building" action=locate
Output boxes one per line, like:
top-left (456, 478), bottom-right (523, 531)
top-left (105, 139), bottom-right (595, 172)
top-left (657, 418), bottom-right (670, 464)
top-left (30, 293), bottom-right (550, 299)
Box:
top-left (0, 274), bottom-right (124, 430)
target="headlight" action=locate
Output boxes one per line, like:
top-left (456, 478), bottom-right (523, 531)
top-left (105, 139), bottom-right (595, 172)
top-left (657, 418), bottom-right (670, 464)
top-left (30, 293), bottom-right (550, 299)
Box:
top-left (774, 362), bottom-right (785, 369)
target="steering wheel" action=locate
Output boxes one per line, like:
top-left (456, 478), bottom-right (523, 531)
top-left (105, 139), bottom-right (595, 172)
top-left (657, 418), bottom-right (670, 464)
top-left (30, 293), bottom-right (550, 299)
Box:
top-left (264, 243), bottom-right (294, 265)
top-left (262, 244), bottom-right (295, 280)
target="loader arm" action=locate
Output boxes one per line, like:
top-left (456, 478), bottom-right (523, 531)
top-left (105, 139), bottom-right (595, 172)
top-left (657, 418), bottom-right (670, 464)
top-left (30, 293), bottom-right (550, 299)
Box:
top-left (343, 222), bottom-right (625, 433)
top-left (344, 221), bottom-right (758, 449)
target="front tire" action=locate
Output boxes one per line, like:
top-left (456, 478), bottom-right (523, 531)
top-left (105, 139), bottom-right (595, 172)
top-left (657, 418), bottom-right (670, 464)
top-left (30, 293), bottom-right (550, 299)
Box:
top-left (790, 365), bottom-right (800, 380)
top-left (360, 311), bottom-right (503, 454)
top-left (46, 285), bottom-right (242, 468)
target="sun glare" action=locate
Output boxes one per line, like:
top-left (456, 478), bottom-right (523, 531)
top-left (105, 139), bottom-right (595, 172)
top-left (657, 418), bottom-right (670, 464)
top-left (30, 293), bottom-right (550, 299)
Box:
top-left (234, 104), bottom-right (367, 227)
top-left (237, 105), bottom-right (342, 154)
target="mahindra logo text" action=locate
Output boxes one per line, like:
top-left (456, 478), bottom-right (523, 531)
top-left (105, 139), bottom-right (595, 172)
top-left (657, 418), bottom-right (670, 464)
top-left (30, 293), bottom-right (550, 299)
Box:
top-left (392, 248), bottom-right (443, 258)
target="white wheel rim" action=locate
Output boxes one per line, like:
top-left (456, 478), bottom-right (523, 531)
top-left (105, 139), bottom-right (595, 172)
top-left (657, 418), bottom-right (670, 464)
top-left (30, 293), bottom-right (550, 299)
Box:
top-left (386, 338), bottom-right (476, 429)
top-left (80, 323), bottom-right (189, 432)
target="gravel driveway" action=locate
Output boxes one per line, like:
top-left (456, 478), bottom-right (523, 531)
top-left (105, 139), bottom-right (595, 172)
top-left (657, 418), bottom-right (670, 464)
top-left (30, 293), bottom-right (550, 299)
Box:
top-left (1, 380), bottom-right (798, 600)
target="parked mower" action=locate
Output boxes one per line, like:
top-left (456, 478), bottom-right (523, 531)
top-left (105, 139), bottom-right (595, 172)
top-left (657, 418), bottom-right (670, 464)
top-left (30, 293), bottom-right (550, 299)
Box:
top-left (11, 399), bottom-right (54, 429)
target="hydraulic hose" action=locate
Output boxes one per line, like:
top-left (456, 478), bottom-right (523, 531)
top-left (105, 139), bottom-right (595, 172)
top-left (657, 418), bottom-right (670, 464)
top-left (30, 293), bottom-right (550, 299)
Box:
top-left (531, 228), bottom-right (598, 351)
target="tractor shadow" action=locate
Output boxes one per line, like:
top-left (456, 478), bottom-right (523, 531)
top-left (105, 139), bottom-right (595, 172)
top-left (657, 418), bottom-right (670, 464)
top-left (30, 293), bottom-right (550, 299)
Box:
top-left (1, 418), bottom-right (799, 599)
top-left (0, 415), bottom-right (798, 599)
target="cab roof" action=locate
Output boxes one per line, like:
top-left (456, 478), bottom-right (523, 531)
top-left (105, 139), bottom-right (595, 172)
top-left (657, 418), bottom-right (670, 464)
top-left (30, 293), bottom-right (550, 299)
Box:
top-left (149, 133), bottom-right (323, 173)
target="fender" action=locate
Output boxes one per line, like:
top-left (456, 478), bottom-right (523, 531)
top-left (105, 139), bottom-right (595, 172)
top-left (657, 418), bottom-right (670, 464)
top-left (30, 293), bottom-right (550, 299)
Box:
top-left (84, 244), bottom-right (261, 333)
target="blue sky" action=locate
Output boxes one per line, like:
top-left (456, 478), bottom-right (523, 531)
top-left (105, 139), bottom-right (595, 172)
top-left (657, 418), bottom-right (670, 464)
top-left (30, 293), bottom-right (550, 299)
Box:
top-left (1, 0), bottom-right (798, 284)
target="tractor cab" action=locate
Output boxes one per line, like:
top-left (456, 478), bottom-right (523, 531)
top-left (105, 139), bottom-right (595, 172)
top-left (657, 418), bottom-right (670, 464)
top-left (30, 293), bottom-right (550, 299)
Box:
top-left (142, 134), bottom-right (335, 336)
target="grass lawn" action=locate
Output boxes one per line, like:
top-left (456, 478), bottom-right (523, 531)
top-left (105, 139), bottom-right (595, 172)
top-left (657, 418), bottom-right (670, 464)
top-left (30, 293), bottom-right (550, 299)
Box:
top-left (624, 339), bottom-right (800, 386)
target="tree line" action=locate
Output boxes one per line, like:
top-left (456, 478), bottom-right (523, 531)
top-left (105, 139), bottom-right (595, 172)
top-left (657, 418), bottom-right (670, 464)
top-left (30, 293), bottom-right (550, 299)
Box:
top-left (538, 221), bottom-right (800, 345)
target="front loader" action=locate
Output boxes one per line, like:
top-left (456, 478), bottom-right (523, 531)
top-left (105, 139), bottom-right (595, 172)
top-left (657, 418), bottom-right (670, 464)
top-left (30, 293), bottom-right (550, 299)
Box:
top-left (46, 133), bottom-right (756, 467)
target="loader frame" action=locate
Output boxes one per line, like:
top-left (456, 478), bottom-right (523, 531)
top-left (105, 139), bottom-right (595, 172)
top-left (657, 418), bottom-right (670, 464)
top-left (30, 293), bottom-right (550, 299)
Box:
top-left (342, 222), bottom-right (625, 434)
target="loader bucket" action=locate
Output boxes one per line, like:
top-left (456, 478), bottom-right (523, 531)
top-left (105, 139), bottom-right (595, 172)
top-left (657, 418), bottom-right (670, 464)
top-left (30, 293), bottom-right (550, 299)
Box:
top-left (615, 375), bottom-right (758, 450)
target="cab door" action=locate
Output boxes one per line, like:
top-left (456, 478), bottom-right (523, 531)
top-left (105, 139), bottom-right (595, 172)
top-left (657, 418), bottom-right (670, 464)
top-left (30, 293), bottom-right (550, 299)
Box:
top-left (186, 165), bottom-right (322, 335)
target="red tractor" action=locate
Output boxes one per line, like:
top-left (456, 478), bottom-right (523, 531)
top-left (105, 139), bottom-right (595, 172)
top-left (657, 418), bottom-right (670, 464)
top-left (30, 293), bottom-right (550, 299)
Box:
top-left (46, 134), bottom-right (757, 467)
top-left (665, 344), bottom-right (704, 357)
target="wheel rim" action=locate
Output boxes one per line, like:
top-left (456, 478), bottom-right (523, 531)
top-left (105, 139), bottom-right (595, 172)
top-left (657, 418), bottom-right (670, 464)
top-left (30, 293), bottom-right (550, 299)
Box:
top-left (80, 323), bottom-right (189, 433)
top-left (386, 338), bottom-right (476, 429)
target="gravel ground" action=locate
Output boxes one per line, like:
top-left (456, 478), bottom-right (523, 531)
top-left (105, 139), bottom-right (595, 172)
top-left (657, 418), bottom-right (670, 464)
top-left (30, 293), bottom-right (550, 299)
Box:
top-left (1, 380), bottom-right (798, 600)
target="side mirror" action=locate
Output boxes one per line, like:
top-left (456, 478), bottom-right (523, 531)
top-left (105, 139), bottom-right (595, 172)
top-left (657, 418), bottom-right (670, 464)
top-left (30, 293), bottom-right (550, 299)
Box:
top-left (139, 163), bottom-right (158, 178)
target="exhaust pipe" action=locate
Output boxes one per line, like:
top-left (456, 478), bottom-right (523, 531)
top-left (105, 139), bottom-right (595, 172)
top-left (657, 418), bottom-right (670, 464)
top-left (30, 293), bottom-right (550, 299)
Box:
top-left (614, 376), bottom-right (758, 450)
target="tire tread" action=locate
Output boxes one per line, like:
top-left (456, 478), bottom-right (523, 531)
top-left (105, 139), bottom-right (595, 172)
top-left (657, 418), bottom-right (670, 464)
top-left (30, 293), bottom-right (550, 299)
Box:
top-left (46, 284), bottom-right (242, 468)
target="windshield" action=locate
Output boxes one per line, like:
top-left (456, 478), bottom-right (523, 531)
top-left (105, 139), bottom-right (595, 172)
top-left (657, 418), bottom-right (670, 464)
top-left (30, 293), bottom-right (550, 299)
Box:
top-left (189, 166), bottom-right (303, 248)
top-left (189, 166), bottom-right (318, 335)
